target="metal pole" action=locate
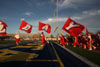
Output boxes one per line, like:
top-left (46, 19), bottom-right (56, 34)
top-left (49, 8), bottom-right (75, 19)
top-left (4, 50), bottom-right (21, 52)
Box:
top-left (57, 0), bottom-right (58, 25)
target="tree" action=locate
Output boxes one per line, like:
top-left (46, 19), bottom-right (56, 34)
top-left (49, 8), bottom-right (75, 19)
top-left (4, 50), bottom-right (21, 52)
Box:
top-left (49, 34), bottom-right (54, 38)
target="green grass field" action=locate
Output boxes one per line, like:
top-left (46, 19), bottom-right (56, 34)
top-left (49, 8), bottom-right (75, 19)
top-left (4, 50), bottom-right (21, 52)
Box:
top-left (0, 40), bottom-right (32, 48)
top-left (0, 40), bottom-right (16, 44)
top-left (65, 44), bottom-right (100, 66)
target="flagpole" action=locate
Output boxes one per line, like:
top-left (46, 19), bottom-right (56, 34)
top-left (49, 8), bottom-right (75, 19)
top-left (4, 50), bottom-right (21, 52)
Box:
top-left (57, 0), bottom-right (58, 26)
top-left (53, 12), bottom-right (56, 36)
top-left (20, 18), bottom-right (24, 34)
top-left (54, 0), bottom-right (64, 35)
top-left (53, 12), bottom-right (55, 30)
top-left (57, 29), bottom-right (64, 35)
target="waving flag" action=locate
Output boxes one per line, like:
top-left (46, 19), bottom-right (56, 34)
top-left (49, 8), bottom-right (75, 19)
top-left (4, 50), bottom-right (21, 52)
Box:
top-left (62, 17), bottom-right (85, 37)
top-left (38, 21), bottom-right (51, 34)
top-left (0, 20), bottom-right (8, 36)
top-left (19, 19), bottom-right (32, 33)
top-left (86, 26), bottom-right (88, 34)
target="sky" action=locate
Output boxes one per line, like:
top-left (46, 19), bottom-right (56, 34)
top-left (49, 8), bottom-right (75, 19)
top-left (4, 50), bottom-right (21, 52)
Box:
top-left (0, 0), bottom-right (100, 36)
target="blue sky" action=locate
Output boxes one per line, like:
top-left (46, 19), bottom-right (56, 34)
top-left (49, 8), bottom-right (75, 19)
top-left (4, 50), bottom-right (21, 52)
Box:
top-left (0, 0), bottom-right (100, 36)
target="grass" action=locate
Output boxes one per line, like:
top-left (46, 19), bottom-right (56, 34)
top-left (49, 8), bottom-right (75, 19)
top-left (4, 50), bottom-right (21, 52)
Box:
top-left (65, 44), bottom-right (100, 66)
top-left (0, 40), bottom-right (33, 44)
top-left (0, 40), bottom-right (16, 44)
top-left (0, 40), bottom-right (33, 48)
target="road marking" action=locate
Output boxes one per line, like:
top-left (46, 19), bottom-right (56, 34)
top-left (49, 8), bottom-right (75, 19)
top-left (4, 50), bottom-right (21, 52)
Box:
top-left (11, 46), bottom-right (34, 48)
top-left (51, 43), bottom-right (64, 67)
top-left (0, 42), bottom-right (61, 65)
top-left (25, 59), bottom-right (58, 62)
top-left (0, 49), bottom-right (38, 62)
top-left (27, 43), bottom-right (38, 45)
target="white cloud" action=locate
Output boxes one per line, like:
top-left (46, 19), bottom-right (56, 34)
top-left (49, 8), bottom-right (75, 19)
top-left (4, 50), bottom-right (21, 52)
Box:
top-left (71, 16), bottom-right (82, 20)
top-left (38, 16), bottom-right (83, 24)
top-left (59, 0), bottom-right (100, 9)
top-left (25, 9), bottom-right (100, 28)
top-left (24, 8), bottom-right (100, 34)
top-left (68, 9), bottom-right (100, 21)
top-left (59, 0), bottom-right (73, 8)
top-left (82, 9), bottom-right (100, 16)
top-left (25, 12), bottom-right (32, 16)
top-left (42, 17), bottom-right (67, 24)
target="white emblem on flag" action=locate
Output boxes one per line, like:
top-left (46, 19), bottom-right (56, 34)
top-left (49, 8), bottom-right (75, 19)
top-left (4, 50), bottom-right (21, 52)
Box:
top-left (42, 25), bottom-right (48, 31)
top-left (0, 22), bottom-right (6, 33)
top-left (22, 24), bottom-right (31, 31)
top-left (65, 21), bottom-right (79, 30)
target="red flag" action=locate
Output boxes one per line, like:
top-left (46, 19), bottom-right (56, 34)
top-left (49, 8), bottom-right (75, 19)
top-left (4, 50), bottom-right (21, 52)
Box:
top-left (86, 26), bottom-right (88, 34)
top-left (62, 17), bottom-right (85, 37)
top-left (0, 20), bottom-right (8, 36)
top-left (38, 21), bottom-right (51, 34)
top-left (19, 20), bottom-right (32, 33)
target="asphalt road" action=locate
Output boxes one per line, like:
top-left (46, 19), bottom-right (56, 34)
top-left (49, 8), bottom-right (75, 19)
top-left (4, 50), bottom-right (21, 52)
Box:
top-left (0, 41), bottom-right (89, 67)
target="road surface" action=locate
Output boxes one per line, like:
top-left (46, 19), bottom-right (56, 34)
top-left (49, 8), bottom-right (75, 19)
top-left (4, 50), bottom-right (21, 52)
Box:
top-left (0, 41), bottom-right (89, 67)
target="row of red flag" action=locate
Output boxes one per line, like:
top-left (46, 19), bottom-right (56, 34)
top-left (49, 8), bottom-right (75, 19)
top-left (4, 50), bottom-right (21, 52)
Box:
top-left (0, 19), bottom-right (51, 36)
top-left (0, 17), bottom-right (88, 37)
top-left (19, 19), bottom-right (51, 34)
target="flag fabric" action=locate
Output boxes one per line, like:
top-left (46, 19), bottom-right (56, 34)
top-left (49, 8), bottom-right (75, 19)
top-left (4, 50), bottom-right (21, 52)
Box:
top-left (38, 21), bottom-right (51, 34)
top-left (62, 17), bottom-right (85, 37)
top-left (0, 20), bottom-right (8, 36)
top-left (86, 26), bottom-right (88, 34)
top-left (19, 20), bottom-right (32, 33)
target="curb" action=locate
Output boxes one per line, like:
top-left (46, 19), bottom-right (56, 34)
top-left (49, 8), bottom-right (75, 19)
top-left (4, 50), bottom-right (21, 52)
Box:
top-left (54, 42), bottom-right (99, 67)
